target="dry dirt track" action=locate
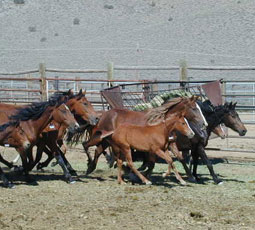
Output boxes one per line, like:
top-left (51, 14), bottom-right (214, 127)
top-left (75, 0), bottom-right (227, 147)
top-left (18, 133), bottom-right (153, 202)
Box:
top-left (1, 130), bottom-right (255, 230)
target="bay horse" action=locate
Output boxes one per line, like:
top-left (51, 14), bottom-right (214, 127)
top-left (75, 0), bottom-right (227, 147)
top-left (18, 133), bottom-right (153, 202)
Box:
top-left (163, 100), bottom-right (247, 184)
top-left (32, 89), bottom-right (100, 174)
top-left (84, 96), bottom-right (207, 181)
top-left (110, 104), bottom-right (194, 185)
top-left (0, 93), bottom-right (80, 183)
top-left (0, 121), bottom-right (31, 188)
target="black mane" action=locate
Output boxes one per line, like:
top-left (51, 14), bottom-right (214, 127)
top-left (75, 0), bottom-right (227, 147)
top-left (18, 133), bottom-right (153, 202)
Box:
top-left (9, 91), bottom-right (69, 121)
top-left (0, 121), bottom-right (19, 132)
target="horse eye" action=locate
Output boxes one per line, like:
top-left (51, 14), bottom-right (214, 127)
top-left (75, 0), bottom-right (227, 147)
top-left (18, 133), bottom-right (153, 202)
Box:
top-left (84, 102), bottom-right (87, 106)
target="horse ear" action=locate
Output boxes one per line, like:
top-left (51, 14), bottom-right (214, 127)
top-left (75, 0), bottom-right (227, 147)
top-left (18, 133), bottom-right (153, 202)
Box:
top-left (233, 102), bottom-right (237, 108)
top-left (78, 89), bottom-right (83, 96)
top-left (67, 89), bottom-right (74, 96)
top-left (229, 102), bottom-right (233, 108)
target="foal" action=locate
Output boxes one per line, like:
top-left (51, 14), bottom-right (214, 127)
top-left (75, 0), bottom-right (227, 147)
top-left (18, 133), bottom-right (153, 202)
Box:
top-left (110, 109), bottom-right (194, 185)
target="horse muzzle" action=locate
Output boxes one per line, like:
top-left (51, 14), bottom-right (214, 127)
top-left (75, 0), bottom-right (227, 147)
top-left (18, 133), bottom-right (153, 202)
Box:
top-left (89, 116), bottom-right (100, 126)
top-left (68, 123), bottom-right (80, 134)
top-left (23, 141), bottom-right (31, 150)
top-left (239, 129), bottom-right (247, 136)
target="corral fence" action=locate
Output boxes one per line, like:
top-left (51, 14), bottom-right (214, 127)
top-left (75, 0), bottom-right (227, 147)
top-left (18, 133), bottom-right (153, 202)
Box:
top-left (1, 63), bottom-right (255, 154)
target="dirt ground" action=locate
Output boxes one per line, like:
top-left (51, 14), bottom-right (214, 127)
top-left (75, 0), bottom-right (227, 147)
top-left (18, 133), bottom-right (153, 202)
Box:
top-left (0, 124), bottom-right (255, 230)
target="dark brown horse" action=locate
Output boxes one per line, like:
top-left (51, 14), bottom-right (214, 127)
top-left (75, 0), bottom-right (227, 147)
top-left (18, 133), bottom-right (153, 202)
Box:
top-left (0, 121), bottom-right (31, 188)
top-left (84, 96), bottom-right (207, 181)
top-left (0, 93), bottom-right (79, 183)
top-left (163, 100), bottom-right (247, 184)
top-left (110, 104), bottom-right (194, 185)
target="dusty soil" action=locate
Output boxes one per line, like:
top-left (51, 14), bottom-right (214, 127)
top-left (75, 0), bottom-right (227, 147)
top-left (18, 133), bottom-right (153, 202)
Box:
top-left (1, 126), bottom-right (255, 230)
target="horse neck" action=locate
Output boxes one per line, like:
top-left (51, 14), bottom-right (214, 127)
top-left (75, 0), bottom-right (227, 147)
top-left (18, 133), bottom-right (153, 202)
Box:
top-left (23, 106), bottom-right (55, 140)
top-left (162, 113), bottom-right (179, 135)
top-left (206, 109), bottom-right (224, 135)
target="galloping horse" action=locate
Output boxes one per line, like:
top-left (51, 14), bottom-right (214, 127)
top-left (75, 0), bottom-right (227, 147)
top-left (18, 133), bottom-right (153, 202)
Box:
top-left (0, 93), bottom-right (80, 183)
top-left (32, 89), bottom-right (100, 175)
top-left (0, 121), bottom-right (31, 188)
top-left (110, 103), bottom-right (194, 185)
top-left (163, 100), bottom-right (247, 184)
top-left (84, 96), bottom-right (207, 181)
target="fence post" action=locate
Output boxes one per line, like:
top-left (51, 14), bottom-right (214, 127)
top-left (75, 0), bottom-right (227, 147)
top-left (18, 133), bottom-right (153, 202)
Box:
top-left (221, 80), bottom-right (226, 103)
top-left (39, 63), bottom-right (47, 101)
top-left (107, 62), bottom-right (114, 87)
top-left (179, 60), bottom-right (188, 88)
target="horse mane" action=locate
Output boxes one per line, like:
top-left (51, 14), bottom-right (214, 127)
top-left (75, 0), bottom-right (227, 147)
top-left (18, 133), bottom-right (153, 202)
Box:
top-left (0, 121), bottom-right (19, 132)
top-left (9, 91), bottom-right (68, 121)
top-left (145, 97), bottom-right (184, 125)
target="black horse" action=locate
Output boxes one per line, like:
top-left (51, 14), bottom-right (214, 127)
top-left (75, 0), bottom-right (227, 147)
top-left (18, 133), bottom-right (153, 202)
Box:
top-left (162, 100), bottom-right (247, 184)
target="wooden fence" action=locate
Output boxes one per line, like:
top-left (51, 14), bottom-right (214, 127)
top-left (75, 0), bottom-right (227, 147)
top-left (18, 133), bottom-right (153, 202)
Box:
top-left (1, 62), bottom-right (255, 102)
top-left (1, 63), bottom-right (255, 154)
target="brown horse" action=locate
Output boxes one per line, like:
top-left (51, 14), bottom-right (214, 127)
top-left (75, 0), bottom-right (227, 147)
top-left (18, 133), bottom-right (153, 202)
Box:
top-left (0, 121), bottom-right (31, 188)
top-left (110, 105), bottom-right (194, 185)
top-left (212, 124), bottom-right (226, 139)
top-left (0, 93), bottom-right (79, 183)
top-left (32, 89), bottom-right (100, 177)
top-left (84, 96), bottom-right (207, 182)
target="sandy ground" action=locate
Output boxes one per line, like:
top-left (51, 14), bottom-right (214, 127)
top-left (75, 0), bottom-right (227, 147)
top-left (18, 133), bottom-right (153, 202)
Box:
top-left (0, 125), bottom-right (255, 230)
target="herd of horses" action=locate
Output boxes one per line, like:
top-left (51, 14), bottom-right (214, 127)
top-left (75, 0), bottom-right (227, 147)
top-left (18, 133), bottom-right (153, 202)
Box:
top-left (0, 89), bottom-right (247, 188)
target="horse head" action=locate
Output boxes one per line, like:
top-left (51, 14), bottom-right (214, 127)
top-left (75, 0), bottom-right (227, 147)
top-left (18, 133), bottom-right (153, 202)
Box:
top-left (52, 103), bottom-right (80, 134)
top-left (0, 121), bottom-right (31, 150)
top-left (66, 89), bottom-right (100, 126)
top-left (222, 102), bottom-right (247, 136)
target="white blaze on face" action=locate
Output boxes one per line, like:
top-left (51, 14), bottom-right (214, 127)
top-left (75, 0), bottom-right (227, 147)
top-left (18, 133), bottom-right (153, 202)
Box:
top-left (184, 118), bottom-right (195, 136)
top-left (196, 102), bottom-right (208, 127)
top-left (219, 124), bottom-right (226, 137)
top-left (64, 104), bottom-right (70, 111)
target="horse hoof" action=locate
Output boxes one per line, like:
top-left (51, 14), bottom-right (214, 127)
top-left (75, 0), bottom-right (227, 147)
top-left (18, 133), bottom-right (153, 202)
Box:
top-left (27, 180), bottom-right (39, 186)
top-left (180, 181), bottom-right (187, 186)
top-left (187, 177), bottom-right (197, 183)
top-left (217, 181), bottom-right (223, 185)
top-left (162, 173), bottom-right (167, 178)
top-left (145, 181), bottom-right (152, 185)
top-left (67, 177), bottom-right (76, 184)
top-left (13, 166), bottom-right (23, 174)
top-left (4, 182), bottom-right (15, 189)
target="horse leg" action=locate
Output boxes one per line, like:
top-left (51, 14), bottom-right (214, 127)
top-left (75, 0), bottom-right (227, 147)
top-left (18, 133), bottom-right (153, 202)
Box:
top-left (142, 153), bottom-right (156, 178)
top-left (0, 166), bottom-right (14, 188)
top-left (60, 152), bottom-right (77, 176)
top-left (169, 142), bottom-right (196, 182)
top-left (106, 146), bottom-right (115, 168)
top-left (0, 154), bottom-right (15, 169)
top-left (36, 146), bottom-right (54, 170)
top-left (55, 153), bottom-right (75, 183)
top-left (190, 147), bottom-right (199, 181)
top-left (116, 157), bottom-right (125, 185)
top-left (19, 150), bottom-right (37, 185)
top-left (154, 149), bottom-right (186, 185)
top-left (197, 144), bottom-right (222, 184)
top-left (86, 144), bottom-right (106, 175)
top-left (123, 147), bottom-right (151, 185)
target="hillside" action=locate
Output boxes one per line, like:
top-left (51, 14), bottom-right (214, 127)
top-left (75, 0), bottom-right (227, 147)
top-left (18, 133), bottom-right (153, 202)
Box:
top-left (1, 0), bottom-right (255, 80)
